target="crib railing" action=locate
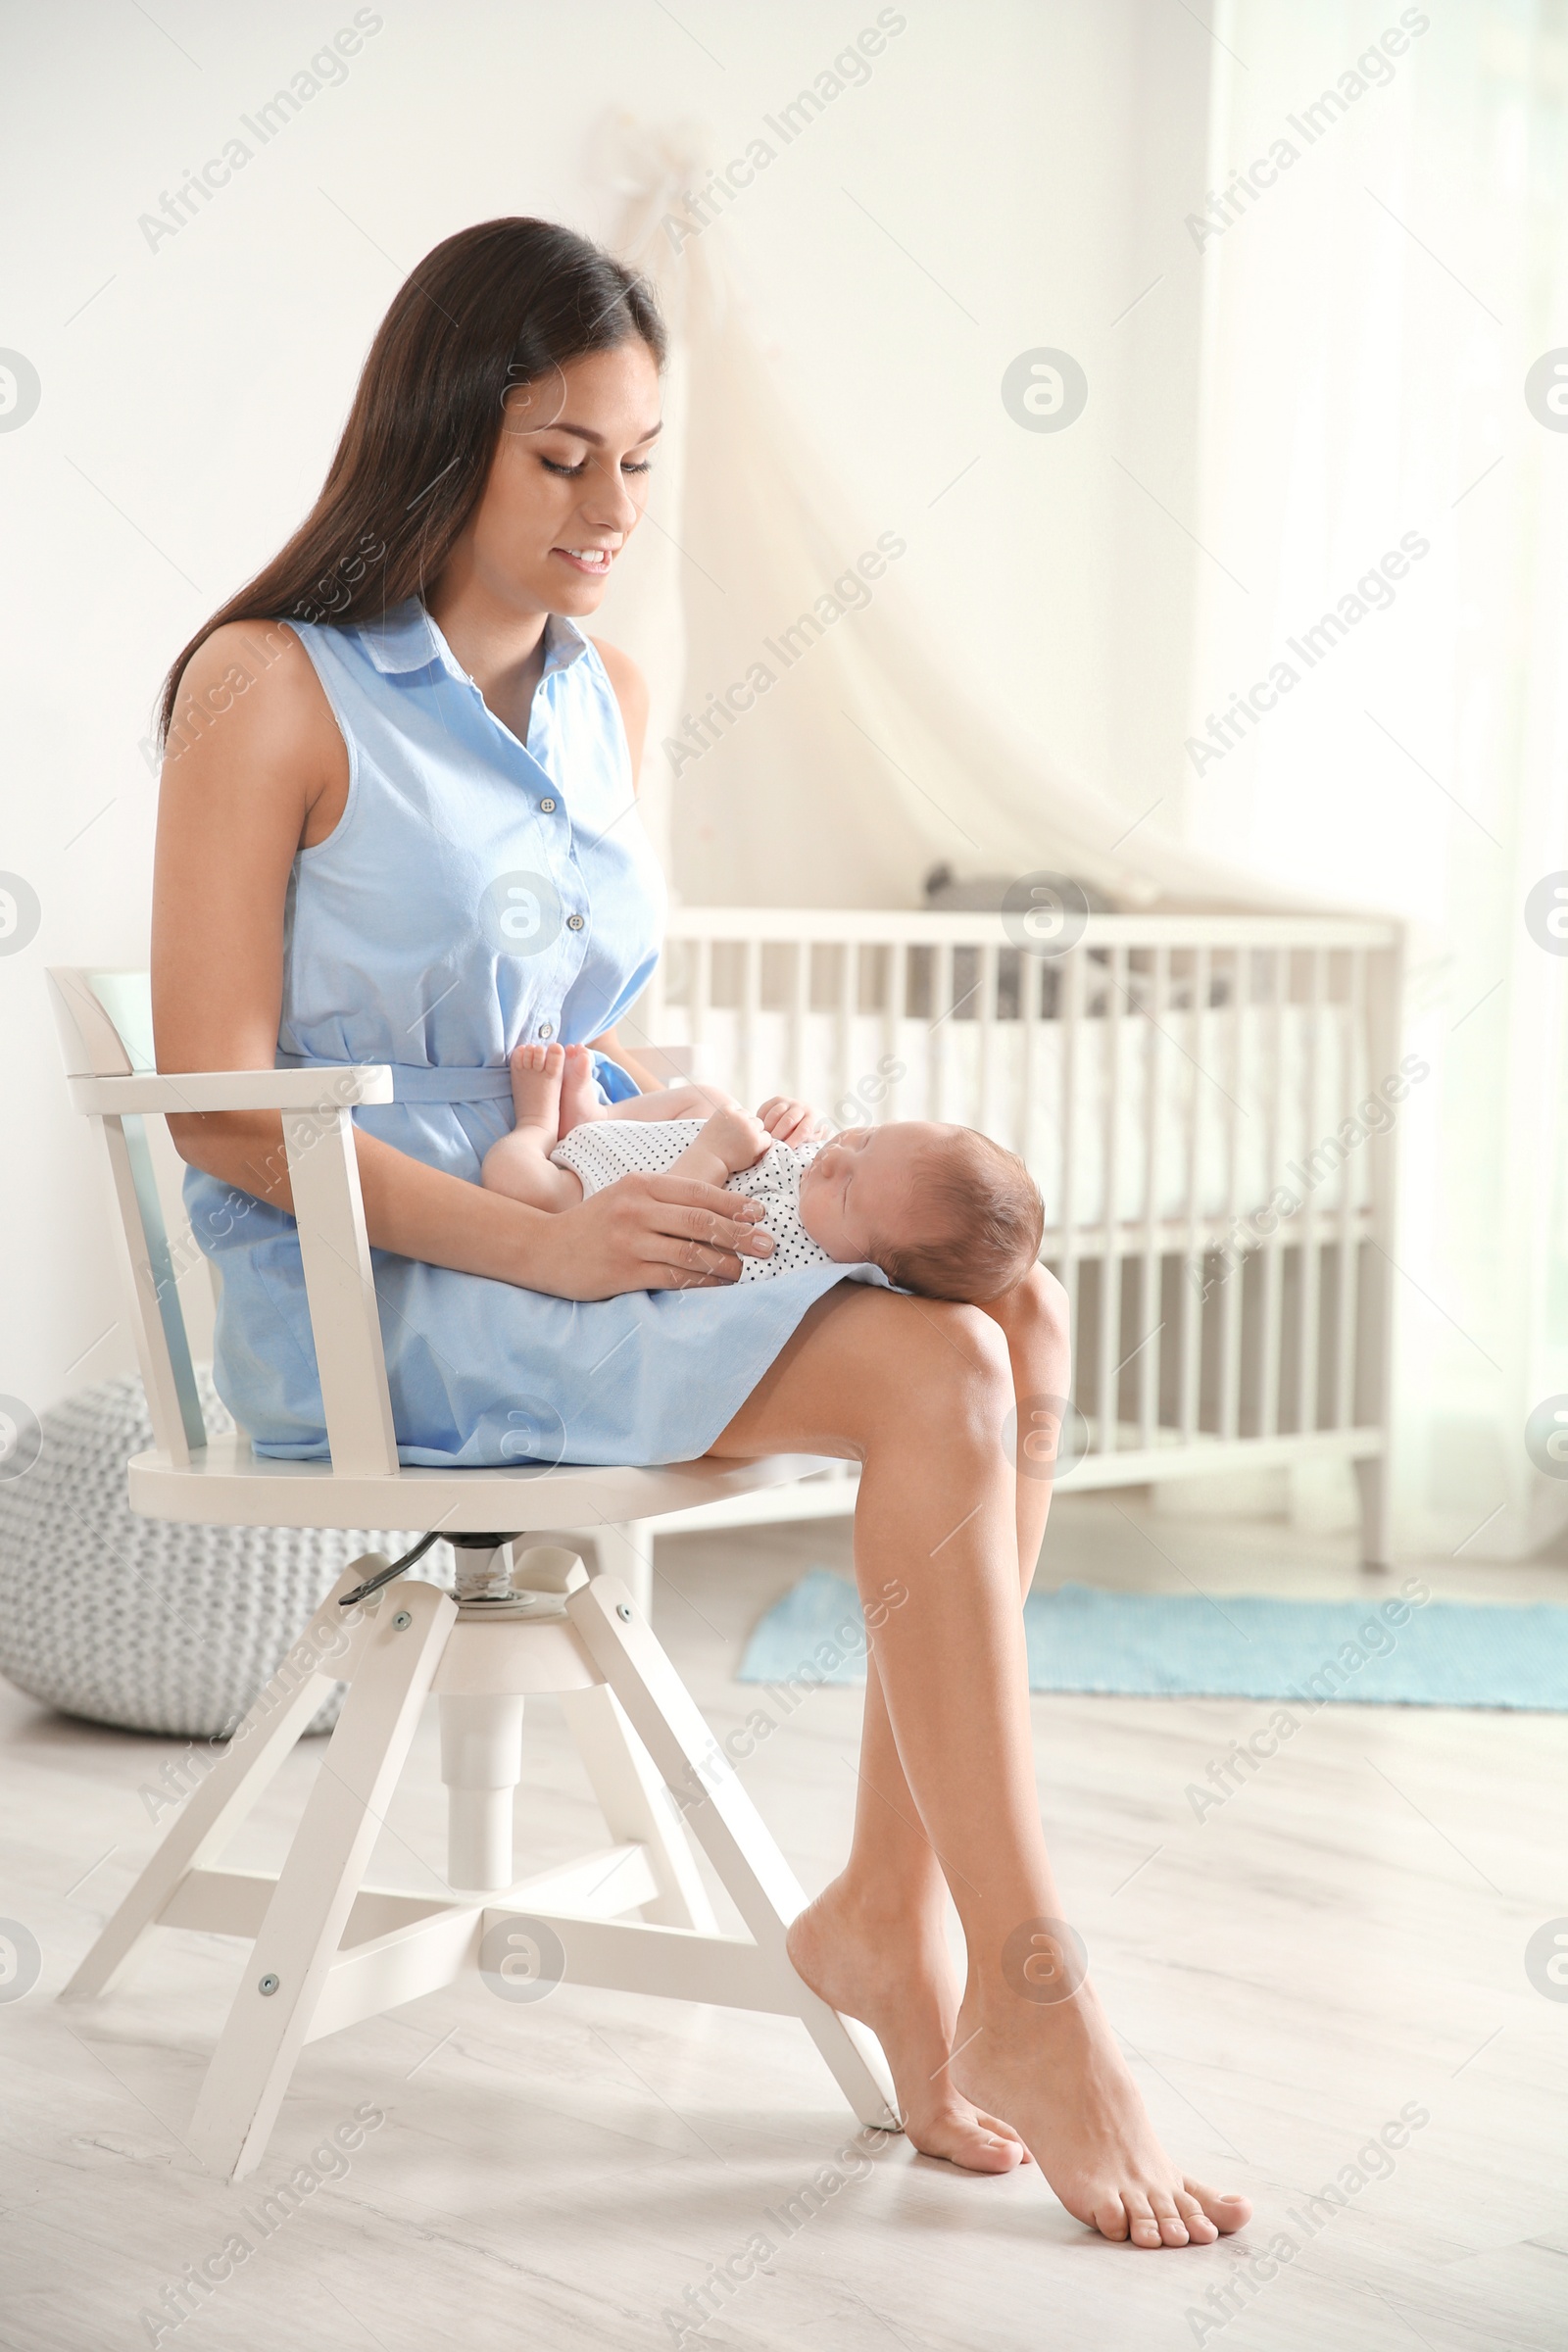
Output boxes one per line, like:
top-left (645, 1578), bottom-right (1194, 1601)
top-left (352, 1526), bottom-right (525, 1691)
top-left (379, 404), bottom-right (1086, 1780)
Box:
top-left (631, 909), bottom-right (1404, 1563)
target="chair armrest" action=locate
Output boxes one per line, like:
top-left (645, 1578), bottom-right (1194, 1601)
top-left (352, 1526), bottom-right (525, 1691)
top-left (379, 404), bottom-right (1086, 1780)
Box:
top-left (67, 1067), bottom-right (395, 1115)
top-left (69, 1060), bottom-right (403, 1477)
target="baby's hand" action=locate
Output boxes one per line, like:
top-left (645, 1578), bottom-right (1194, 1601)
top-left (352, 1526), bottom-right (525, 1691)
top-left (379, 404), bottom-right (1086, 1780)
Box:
top-left (757, 1096), bottom-right (821, 1148)
top-left (698, 1105), bottom-right (771, 1174)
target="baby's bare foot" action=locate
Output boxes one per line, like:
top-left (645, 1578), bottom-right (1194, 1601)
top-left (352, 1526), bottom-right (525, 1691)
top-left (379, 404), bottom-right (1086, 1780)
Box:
top-left (951, 1956), bottom-right (1250, 2247)
top-left (786, 1879), bottom-right (1029, 2174)
top-left (509, 1040), bottom-right (564, 1137)
top-left (559, 1041), bottom-right (607, 1137)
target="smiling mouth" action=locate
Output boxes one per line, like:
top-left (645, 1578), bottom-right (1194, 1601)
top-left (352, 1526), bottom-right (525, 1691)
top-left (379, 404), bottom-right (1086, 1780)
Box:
top-left (551, 546), bottom-right (615, 575)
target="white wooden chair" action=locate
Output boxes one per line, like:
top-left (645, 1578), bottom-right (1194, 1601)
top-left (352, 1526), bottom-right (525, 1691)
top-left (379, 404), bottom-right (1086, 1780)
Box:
top-left (46, 967), bottom-right (896, 2181)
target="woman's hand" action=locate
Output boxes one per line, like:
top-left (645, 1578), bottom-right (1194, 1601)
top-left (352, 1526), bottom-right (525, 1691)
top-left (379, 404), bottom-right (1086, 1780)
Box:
top-left (758, 1096), bottom-right (822, 1148)
top-left (535, 1169), bottom-right (775, 1298)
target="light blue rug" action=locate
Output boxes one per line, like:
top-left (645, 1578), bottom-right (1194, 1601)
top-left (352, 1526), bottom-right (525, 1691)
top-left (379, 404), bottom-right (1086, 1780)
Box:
top-left (737, 1570), bottom-right (1568, 1711)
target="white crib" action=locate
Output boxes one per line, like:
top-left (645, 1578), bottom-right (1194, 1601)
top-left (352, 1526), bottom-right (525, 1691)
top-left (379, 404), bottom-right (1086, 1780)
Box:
top-left (632, 908), bottom-right (1405, 1566)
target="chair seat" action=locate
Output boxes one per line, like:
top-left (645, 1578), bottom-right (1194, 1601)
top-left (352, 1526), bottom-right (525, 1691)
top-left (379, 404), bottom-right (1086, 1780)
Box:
top-left (127, 1432), bottom-right (834, 1533)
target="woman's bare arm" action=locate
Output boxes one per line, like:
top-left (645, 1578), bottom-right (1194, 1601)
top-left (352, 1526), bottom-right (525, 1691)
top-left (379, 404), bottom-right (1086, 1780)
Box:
top-left (591, 635), bottom-right (650, 783)
top-left (151, 625), bottom-right (772, 1297)
top-left (584, 643), bottom-right (658, 1093)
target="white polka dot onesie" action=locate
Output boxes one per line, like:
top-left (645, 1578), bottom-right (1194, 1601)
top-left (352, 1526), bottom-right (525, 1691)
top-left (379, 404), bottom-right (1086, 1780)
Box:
top-left (551, 1120), bottom-right (888, 1286)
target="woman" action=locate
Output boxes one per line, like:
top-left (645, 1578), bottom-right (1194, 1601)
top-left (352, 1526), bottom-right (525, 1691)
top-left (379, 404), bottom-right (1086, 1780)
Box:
top-left (153, 217), bottom-right (1250, 2251)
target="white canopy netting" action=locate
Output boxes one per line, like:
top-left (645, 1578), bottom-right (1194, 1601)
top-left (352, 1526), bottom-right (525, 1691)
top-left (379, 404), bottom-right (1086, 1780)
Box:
top-left (588, 117), bottom-right (1287, 913)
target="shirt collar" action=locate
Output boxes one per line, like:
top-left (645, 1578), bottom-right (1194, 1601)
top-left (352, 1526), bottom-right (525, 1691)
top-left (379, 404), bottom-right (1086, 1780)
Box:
top-left (540, 610), bottom-right (590, 676)
top-left (357, 598), bottom-right (590, 679)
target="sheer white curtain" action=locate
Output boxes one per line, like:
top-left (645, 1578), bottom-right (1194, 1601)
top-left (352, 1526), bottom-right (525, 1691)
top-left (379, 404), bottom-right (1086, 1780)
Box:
top-left (592, 117), bottom-right (1276, 912)
top-left (1187, 0), bottom-right (1568, 1554)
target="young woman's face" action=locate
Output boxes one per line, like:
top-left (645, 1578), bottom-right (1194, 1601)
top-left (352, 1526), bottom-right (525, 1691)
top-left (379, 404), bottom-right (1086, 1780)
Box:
top-left (461, 338), bottom-right (662, 617)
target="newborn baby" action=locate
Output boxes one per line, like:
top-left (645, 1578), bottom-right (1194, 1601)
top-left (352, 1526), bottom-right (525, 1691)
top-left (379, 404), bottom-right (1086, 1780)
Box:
top-left (481, 1043), bottom-right (1044, 1301)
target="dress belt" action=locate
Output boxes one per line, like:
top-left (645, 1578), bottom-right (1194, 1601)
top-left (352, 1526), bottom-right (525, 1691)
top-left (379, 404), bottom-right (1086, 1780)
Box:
top-left (275, 1053), bottom-right (514, 1103)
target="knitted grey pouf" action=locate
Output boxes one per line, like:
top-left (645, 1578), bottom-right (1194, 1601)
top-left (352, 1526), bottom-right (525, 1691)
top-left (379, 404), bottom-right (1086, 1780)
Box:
top-left (0, 1370), bottom-right (425, 1740)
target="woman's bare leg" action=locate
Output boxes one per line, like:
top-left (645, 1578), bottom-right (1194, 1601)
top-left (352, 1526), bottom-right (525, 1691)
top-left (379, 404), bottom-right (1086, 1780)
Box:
top-left (710, 1280), bottom-right (1250, 2247)
top-left (784, 1269), bottom-right (1067, 2168)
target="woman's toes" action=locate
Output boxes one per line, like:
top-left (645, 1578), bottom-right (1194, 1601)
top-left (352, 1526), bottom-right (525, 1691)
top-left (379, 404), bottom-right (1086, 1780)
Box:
top-left (1175, 2186), bottom-right (1218, 2243)
top-left (973, 2111), bottom-right (1033, 2166)
top-left (1187, 2180), bottom-right (1251, 2234)
top-left (1123, 2193), bottom-right (1162, 2249)
top-left (956, 2112), bottom-right (1027, 2174)
top-left (1093, 2195), bottom-right (1131, 2242)
top-left (906, 2104), bottom-right (1029, 2174)
top-left (1149, 2190), bottom-right (1190, 2246)
top-left (952, 2128), bottom-right (1025, 2175)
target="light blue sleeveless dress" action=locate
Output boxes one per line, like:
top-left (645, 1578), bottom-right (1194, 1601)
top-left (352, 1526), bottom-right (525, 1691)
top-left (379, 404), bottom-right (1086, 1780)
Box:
top-left (182, 597), bottom-right (854, 1467)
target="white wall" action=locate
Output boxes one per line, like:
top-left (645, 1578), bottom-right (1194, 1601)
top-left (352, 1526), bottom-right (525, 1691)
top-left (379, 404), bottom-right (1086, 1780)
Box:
top-left (2, 0), bottom-right (1217, 1420)
top-left (1180, 0), bottom-right (1568, 1557)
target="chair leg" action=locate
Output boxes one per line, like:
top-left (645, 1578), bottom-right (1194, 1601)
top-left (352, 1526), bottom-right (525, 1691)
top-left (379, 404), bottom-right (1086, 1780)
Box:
top-left (62, 1560), bottom-right (379, 2003)
top-left (566, 1576), bottom-right (899, 2132)
top-left (188, 1579), bottom-right (457, 2180)
top-left (1355, 1453), bottom-right (1393, 1570)
top-left (557, 1684), bottom-right (717, 1933)
top-left (580, 1520), bottom-right (655, 1617)
top-left (440, 1691), bottom-right (526, 1891)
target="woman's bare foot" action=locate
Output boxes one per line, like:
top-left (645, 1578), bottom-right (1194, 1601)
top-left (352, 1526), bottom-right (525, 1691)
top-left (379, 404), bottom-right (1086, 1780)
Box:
top-left (559, 1041), bottom-right (607, 1136)
top-left (786, 1878), bottom-right (1030, 2173)
top-left (508, 1040), bottom-right (565, 1142)
top-left (951, 1952), bottom-right (1251, 2247)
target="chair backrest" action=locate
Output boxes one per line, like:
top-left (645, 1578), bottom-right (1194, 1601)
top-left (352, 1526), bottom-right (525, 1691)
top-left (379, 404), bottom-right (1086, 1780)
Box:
top-left (50, 966), bottom-right (157, 1076)
top-left (48, 967), bottom-right (208, 1464)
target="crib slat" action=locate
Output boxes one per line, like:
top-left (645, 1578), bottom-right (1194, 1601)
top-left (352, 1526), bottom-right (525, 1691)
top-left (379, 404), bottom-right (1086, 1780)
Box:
top-left (1178, 948), bottom-right (1209, 1442)
top-left (1219, 949), bottom-right (1245, 1443)
top-left (930, 942), bottom-right (955, 1125)
top-left (1296, 948), bottom-right (1325, 1431)
top-left (837, 939), bottom-right (857, 1121)
top-left (643, 933), bottom-right (667, 1054)
top-left (1018, 947), bottom-right (1039, 1180)
top-left (788, 940), bottom-right (809, 1101)
top-left (1098, 946), bottom-right (1125, 1454)
top-left (977, 943), bottom-right (998, 1139)
top-left (1335, 951), bottom-right (1365, 1428)
top-left (1138, 949), bottom-right (1166, 1451)
top-left (885, 941), bottom-right (906, 1124)
top-left (691, 939), bottom-right (711, 1066)
top-left (1057, 945), bottom-right (1083, 1378)
top-left (739, 938), bottom-right (760, 1111)
top-left (1260, 949), bottom-right (1285, 1439)
top-left (1359, 937), bottom-right (1405, 1562)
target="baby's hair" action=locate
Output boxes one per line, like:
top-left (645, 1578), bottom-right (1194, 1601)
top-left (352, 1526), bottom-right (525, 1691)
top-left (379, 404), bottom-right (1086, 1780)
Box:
top-left (878, 1129), bottom-right (1045, 1302)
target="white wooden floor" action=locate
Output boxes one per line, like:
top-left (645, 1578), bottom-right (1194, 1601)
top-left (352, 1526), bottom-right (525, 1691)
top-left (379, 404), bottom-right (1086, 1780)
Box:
top-left (1, 1493), bottom-right (1563, 2352)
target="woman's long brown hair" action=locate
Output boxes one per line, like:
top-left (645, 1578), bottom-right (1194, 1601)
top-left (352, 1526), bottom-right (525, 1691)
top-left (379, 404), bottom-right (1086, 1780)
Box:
top-left (157, 216), bottom-right (665, 744)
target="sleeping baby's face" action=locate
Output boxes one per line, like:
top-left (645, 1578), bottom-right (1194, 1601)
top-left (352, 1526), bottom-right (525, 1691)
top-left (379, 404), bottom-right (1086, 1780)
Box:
top-left (796, 1122), bottom-right (955, 1267)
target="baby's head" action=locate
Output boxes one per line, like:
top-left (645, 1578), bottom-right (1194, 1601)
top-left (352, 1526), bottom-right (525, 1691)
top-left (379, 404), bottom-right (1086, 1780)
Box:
top-left (797, 1122), bottom-right (1044, 1301)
